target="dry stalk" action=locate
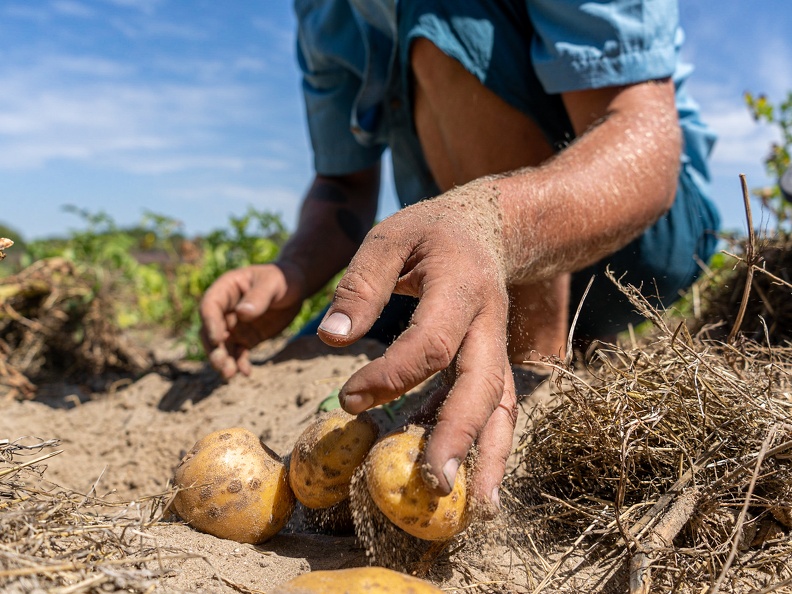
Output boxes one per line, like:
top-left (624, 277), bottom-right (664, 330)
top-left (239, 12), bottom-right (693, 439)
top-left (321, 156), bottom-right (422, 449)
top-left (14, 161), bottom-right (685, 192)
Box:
top-left (709, 426), bottom-right (778, 594)
top-left (629, 488), bottom-right (701, 594)
top-left (727, 174), bottom-right (758, 344)
top-left (0, 438), bottom-right (188, 593)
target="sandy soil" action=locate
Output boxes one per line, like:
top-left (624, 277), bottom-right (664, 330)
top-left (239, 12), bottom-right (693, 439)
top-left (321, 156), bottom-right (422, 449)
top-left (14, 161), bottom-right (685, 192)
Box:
top-left (0, 335), bottom-right (534, 592)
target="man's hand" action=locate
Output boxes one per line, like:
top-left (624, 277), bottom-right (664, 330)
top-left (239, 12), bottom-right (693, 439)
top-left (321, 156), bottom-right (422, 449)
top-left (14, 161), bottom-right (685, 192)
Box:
top-left (316, 187), bottom-right (516, 509)
top-left (200, 263), bottom-right (304, 380)
top-left (199, 167), bottom-right (381, 380)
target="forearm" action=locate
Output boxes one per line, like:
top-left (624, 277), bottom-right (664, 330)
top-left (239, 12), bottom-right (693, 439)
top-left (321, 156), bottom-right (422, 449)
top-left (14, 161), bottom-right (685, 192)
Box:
top-left (277, 166), bottom-right (380, 299)
top-left (488, 80), bottom-right (682, 284)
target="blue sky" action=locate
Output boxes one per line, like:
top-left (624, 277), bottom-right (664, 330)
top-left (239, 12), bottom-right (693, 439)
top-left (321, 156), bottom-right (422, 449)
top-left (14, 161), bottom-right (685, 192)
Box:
top-left (0, 1), bottom-right (790, 241)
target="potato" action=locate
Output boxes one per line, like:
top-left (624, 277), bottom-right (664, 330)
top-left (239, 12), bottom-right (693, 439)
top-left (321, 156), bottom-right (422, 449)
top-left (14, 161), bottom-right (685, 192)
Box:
top-left (172, 427), bottom-right (294, 544)
top-left (271, 566), bottom-right (444, 593)
top-left (289, 409), bottom-right (378, 509)
top-left (365, 424), bottom-right (468, 541)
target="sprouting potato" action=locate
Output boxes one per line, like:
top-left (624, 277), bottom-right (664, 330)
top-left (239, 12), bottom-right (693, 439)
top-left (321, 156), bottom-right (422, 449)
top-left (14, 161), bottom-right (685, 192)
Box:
top-left (271, 566), bottom-right (444, 593)
top-left (289, 409), bottom-right (379, 509)
top-left (172, 427), bottom-right (294, 544)
top-left (365, 424), bottom-right (468, 541)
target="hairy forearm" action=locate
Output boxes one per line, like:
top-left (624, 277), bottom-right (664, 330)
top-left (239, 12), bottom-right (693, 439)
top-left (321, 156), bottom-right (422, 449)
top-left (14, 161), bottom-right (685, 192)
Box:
top-left (277, 167), bottom-right (380, 299)
top-left (486, 81), bottom-right (681, 283)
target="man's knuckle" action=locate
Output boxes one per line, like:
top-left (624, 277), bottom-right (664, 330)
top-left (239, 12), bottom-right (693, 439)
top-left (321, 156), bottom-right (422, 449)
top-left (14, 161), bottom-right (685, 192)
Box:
top-left (451, 420), bottom-right (480, 451)
top-left (422, 329), bottom-right (457, 372)
top-left (334, 270), bottom-right (379, 305)
top-left (479, 367), bottom-right (506, 406)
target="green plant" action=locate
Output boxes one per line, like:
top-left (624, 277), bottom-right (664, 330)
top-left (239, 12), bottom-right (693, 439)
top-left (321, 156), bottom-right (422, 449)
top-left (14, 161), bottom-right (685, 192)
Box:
top-left (16, 206), bottom-right (336, 362)
top-left (745, 91), bottom-right (792, 227)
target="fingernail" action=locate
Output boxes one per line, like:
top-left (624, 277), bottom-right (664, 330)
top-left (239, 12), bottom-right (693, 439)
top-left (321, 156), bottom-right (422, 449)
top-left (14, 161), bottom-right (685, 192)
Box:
top-left (442, 458), bottom-right (460, 490)
top-left (491, 487), bottom-right (501, 510)
top-left (221, 358), bottom-right (237, 381)
top-left (208, 348), bottom-right (226, 371)
top-left (237, 302), bottom-right (255, 315)
top-left (319, 312), bottom-right (351, 336)
top-left (340, 392), bottom-right (374, 414)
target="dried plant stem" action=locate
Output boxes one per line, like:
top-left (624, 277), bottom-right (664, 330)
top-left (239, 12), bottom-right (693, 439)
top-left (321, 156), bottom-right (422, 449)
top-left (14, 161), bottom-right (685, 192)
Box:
top-left (628, 488), bottom-right (701, 594)
top-left (709, 426), bottom-right (777, 594)
top-left (0, 449), bottom-right (63, 479)
top-left (722, 250), bottom-right (792, 290)
top-left (0, 552), bottom-right (199, 579)
top-left (565, 275), bottom-right (595, 367)
top-left (530, 507), bottom-right (611, 594)
top-left (727, 174), bottom-right (757, 343)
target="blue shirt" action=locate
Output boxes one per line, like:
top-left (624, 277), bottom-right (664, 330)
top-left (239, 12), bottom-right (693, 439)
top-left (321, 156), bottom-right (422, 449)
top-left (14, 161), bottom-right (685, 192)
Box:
top-left (294, 0), bottom-right (716, 208)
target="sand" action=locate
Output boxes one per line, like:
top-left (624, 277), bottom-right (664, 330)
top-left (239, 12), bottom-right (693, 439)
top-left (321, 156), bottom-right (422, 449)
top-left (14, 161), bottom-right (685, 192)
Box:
top-left (0, 335), bottom-right (531, 592)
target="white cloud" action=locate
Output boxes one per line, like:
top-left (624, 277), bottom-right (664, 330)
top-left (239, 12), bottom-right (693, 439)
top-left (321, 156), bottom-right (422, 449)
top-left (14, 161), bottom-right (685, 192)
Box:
top-left (703, 102), bottom-right (780, 168)
top-left (166, 184), bottom-right (302, 226)
top-left (114, 155), bottom-right (290, 175)
top-left (756, 36), bottom-right (792, 100)
top-left (100, 0), bottom-right (163, 15)
top-left (52, 1), bottom-right (95, 19)
top-left (0, 51), bottom-right (278, 172)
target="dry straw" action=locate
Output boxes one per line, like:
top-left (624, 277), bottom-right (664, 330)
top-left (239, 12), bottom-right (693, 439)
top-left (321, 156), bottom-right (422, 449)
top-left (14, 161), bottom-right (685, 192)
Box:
top-left (502, 176), bottom-right (792, 593)
top-left (0, 437), bottom-right (196, 593)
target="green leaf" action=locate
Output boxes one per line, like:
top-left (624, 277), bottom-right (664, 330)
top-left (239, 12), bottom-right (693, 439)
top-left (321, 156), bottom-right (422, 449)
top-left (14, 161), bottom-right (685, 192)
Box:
top-left (318, 390), bottom-right (341, 412)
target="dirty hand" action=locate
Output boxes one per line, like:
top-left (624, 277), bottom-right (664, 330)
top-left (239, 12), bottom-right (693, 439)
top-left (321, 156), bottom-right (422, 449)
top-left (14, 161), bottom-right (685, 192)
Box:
top-left (200, 263), bottom-right (304, 380)
top-left (316, 189), bottom-right (517, 510)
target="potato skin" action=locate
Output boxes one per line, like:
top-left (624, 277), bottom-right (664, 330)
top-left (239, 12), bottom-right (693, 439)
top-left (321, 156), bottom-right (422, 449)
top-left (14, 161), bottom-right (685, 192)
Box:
top-left (172, 427), bottom-right (294, 544)
top-left (271, 566), bottom-right (444, 593)
top-left (289, 409), bottom-right (378, 509)
top-left (365, 424), bottom-right (468, 541)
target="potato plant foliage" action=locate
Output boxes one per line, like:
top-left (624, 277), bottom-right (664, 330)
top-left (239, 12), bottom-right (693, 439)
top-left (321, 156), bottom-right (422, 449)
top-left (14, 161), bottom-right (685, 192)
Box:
top-left (2, 206), bottom-right (337, 359)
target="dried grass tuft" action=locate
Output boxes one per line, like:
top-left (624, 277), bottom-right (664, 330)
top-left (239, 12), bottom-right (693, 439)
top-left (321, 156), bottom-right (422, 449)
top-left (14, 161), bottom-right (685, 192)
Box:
top-left (503, 268), bottom-right (792, 593)
top-left (0, 257), bottom-right (150, 400)
top-left (0, 437), bottom-right (193, 593)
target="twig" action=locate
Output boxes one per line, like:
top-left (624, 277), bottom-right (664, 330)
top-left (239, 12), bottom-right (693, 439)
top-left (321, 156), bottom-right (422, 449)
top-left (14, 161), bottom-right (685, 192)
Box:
top-left (628, 487), bottom-right (701, 594)
top-left (565, 275), bottom-right (595, 368)
top-left (749, 576), bottom-right (792, 594)
top-left (530, 506), bottom-right (611, 594)
top-left (709, 425), bottom-right (777, 594)
top-left (721, 250), bottom-right (792, 290)
top-left (0, 450), bottom-right (63, 480)
top-left (627, 440), bottom-right (723, 540)
top-left (0, 552), bottom-right (199, 578)
top-left (51, 573), bottom-right (108, 594)
top-left (728, 174), bottom-right (757, 343)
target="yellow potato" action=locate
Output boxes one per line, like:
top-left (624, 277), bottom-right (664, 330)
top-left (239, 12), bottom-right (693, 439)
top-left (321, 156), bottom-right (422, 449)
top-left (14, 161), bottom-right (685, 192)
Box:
top-left (365, 424), bottom-right (468, 541)
top-left (289, 409), bottom-right (379, 509)
top-left (172, 427), bottom-right (294, 544)
top-left (271, 566), bottom-right (444, 593)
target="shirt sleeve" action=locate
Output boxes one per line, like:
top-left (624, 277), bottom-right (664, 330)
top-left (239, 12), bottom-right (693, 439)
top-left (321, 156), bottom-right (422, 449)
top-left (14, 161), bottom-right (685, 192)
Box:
top-left (527, 0), bottom-right (679, 94)
top-left (296, 0), bottom-right (385, 175)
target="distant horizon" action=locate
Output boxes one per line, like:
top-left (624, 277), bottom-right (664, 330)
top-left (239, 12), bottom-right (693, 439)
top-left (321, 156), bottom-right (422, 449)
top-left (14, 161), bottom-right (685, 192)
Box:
top-left (0, 1), bottom-right (790, 242)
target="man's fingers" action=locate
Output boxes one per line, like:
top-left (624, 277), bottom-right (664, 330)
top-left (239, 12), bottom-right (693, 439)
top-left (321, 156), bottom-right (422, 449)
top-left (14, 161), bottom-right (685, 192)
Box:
top-left (207, 343), bottom-right (237, 379)
top-left (234, 267), bottom-right (287, 322)
top-left (468, 359), bottom-right (519, 512)
top-left (338, 282), bottom-right (470, 414)
top-left (199, 270), bottom-right (245, 346)
top-left (422, 309), bottom-right (508, 494)
top-left (317, 224), bottom-right (411, 346)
